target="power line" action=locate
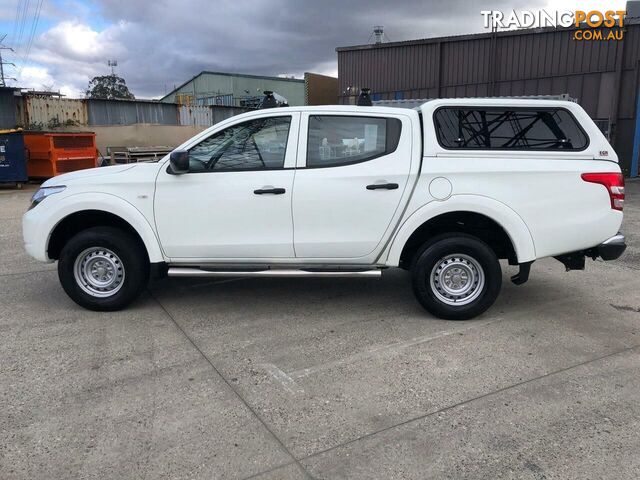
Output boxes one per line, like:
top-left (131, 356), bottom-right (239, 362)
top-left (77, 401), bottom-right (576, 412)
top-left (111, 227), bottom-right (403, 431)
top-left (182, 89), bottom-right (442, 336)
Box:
top-left (20, 0), bottom-right (44, 70)
top-left (0, 35), bottom-right (17, 86)
top-left (16, 0), bottom-right (31, 52)
top-left (10, 0), bottom-right (24, 48)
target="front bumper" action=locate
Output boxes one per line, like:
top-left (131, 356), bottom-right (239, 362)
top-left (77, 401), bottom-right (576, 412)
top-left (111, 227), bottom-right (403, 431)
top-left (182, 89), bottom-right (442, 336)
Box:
top-left (22, 207), bottom-right (52, 262)
top-left (597, 233), bottom-right (626, 261)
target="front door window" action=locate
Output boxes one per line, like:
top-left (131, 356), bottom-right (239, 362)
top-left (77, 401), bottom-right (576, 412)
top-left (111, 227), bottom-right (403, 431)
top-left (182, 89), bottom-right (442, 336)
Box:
top-left (189, 116), bottom-right (291, 171)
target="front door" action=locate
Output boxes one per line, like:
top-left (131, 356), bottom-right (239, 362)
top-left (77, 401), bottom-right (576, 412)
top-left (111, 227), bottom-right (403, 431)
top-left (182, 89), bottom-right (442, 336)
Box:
top-left (292, 113), bottom-right (414, 261)
top-left (154, 113), bottom-right (300, 260)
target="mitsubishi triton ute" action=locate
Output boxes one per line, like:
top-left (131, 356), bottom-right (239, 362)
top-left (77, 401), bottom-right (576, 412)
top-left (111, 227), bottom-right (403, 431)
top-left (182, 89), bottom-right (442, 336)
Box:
top-left (23, 98), bottom-right (627, 319)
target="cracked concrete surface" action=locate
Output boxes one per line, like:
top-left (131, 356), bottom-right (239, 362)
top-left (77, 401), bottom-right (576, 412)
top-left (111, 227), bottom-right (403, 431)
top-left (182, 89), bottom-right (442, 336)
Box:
top-left (1, 180), bottom-right (639, 479)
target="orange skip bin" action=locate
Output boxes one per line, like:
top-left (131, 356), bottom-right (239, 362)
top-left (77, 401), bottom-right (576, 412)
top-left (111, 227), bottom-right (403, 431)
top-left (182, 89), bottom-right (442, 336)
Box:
top-left (24, 132), bottom-right (97, 178)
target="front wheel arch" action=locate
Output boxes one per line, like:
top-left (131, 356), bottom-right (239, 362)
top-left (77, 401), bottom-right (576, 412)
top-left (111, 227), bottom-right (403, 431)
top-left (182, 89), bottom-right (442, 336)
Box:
top-left (48, 210), bottom-right (149, 262)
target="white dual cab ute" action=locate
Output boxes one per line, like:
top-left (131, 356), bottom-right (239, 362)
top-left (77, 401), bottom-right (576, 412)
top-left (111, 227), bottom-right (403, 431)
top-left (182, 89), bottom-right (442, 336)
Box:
top-left (23, 98), bottom-right (626, 320)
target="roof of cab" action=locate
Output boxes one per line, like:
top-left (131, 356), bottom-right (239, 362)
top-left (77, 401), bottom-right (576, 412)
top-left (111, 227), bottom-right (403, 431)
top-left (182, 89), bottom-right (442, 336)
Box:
top-left (213, 99), bottom-right (582, 130)
top-left (257, 104), bottom-right (419, 115)
top-left (248, 98), bottom-right (578, 116)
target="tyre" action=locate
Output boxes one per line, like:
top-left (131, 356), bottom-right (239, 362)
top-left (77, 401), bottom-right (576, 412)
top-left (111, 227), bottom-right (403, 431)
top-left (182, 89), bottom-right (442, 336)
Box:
top-left (411, 233), bottom-right (502, 320)
top-left (58, 227), bottom-right (149, 311)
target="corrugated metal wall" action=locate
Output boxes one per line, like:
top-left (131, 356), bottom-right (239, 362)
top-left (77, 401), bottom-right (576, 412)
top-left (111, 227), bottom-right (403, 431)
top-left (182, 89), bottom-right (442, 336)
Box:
top-left (304, 72), bottom-right (339, 105)
top-left (87, 99), bottom-right (178, 125)
top-left (179, 105), bottom-right (213, 126)
top-left (24, 97), bottom-right (87, 126)
top-left (178, 105), bottom-right (246, 126)
top-left (211, 106), bottom-right (247, 125)
top-left (337, 27), bottom-right (634, 112)
top-left (337, 23), bottom-right (640, 175)
top-left (0, 89), bottom-right (17, 129)
top-left (14, 96), bottom-right (247, 128)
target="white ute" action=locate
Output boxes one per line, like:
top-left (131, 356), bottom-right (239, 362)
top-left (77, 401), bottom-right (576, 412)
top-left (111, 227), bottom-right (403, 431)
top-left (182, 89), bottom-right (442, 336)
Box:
top-left (23, 98), bottom-right (627, 319)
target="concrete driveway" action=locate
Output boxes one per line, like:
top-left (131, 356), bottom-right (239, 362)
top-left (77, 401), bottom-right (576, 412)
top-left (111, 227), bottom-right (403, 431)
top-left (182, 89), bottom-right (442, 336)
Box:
top-left (1, 181), bottom-right (639, 479)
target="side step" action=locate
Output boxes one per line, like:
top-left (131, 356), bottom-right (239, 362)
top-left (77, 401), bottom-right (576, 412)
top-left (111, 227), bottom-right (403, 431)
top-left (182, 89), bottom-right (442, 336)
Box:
top-left (167, 268), bottom-right (382, 278)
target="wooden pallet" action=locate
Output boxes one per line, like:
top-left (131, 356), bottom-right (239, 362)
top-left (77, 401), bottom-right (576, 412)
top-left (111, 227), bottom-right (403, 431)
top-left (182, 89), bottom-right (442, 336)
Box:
top-left (109, 146), bottom-right (174, 164)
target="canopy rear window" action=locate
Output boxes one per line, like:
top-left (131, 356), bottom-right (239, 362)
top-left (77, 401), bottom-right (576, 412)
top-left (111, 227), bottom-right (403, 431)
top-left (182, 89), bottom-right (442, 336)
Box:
top-left (434, 107), bottom-right (589, 151)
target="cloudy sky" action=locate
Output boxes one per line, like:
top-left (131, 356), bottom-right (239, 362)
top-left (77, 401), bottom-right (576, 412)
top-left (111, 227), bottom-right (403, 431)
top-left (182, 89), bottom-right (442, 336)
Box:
top-left (0, 0), bottom-right (627, 99)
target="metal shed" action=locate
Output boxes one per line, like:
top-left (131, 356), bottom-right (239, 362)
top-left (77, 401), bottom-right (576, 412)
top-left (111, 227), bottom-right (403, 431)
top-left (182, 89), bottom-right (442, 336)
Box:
top-left (337, 21), bottom-right (640, 176)
top-left (160, 71), bottom-right (306, 107)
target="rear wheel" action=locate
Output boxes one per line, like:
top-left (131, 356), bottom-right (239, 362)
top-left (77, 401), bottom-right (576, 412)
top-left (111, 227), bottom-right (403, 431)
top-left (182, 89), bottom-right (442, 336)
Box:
top-left (411, 234), bottom-right (502, 320)
top-left (58, 227), bottom-right (149, 311)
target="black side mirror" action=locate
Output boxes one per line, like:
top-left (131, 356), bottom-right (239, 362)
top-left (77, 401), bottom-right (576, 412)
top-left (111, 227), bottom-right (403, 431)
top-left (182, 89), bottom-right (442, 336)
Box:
top-left (169, 150), bottom-right (189, 174)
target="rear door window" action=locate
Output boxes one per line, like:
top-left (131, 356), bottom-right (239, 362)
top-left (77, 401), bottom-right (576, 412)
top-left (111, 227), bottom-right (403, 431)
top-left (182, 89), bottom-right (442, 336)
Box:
top-left (306, 115), bottom-right (402, 167)
top-left (434, 108), bottom-right (589, 151)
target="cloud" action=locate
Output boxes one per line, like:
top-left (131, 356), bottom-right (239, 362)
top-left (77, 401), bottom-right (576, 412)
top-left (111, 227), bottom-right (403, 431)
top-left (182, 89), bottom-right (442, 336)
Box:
top-left (11, 0), bottom-right (550, 98)
top-left (18, 65), bottom-right (54, 86)
top-left (14, 65), bottom-right (83, 97)
top-left (13, 19), bottom-right (128, 96)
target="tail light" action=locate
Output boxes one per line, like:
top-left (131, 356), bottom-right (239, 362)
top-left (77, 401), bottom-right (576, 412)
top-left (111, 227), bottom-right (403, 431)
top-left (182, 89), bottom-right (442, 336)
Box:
top-left (581, 172), bottom-right (625, 211)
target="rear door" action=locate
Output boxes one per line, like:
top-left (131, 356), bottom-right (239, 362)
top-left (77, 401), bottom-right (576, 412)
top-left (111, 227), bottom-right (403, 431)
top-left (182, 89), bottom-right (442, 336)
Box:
top-left (291, 112), bottom-right (416, 262)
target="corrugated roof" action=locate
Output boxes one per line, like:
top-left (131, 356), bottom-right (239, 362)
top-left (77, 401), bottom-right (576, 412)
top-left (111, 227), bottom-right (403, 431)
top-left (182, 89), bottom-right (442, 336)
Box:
top-left (160, 71), bottom-right (304, 101)
top-left (336, 20), bottom-right (640, 52)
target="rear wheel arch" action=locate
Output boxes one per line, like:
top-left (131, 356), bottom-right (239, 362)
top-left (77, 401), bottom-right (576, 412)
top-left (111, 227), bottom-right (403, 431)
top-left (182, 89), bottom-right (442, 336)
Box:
top-left (398, 211), bottom-right (517, 268)
top-left (385, 197), bottom-right (537, 267)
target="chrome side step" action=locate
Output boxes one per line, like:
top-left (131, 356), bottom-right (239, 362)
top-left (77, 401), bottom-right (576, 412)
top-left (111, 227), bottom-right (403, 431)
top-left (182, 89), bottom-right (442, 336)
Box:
top-left (167, 267), bottom-right (382, 278)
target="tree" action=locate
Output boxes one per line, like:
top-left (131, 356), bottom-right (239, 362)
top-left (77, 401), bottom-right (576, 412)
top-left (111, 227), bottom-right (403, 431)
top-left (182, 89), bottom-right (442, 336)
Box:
top-left (86, 74), bottom-right (135, 100)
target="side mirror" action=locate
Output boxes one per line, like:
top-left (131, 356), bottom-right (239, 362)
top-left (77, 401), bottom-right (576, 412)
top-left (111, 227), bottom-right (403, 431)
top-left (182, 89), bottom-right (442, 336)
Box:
top-left (169, 150), bottom-right (189, 174)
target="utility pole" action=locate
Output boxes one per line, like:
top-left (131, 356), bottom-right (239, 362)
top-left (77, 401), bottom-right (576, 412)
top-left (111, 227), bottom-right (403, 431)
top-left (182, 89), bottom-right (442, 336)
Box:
top-left (0, 35), bottom-right (16, 87)
top-left (107, 59), bottom-right (118, 75)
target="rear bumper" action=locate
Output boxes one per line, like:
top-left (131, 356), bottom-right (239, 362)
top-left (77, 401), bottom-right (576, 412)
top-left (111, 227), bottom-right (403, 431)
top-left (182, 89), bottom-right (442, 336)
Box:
top-left (555, 233), bottom-right (626, 270)
top-left (597, 233), bottom-right (626, 261)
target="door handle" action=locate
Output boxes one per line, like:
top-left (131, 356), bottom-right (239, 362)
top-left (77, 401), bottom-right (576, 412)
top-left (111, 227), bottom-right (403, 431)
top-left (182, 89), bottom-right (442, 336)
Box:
top-left (366, 183), bottom-right (399, 190)
top-left (254, 187), bottom-right (286, 195)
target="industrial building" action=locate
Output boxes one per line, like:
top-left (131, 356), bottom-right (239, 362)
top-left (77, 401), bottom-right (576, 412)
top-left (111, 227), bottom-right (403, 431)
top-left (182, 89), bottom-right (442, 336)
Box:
top-left (337, 19), bottom-right (640, 176)
top-left (304, 72), bottom-right (339, 105)
top-left (160, 71), bottom-right (306, 107)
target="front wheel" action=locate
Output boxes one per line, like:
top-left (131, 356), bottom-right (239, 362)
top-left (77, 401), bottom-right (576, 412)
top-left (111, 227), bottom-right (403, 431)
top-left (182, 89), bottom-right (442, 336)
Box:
top-left (58, 227), bottom-right (149, 311)
top-left (411, 234), bottom-right (502, 320)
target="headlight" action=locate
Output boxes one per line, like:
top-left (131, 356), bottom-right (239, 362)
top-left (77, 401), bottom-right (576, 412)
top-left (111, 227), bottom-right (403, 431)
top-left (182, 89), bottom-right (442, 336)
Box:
top-left (29, 186), bottom-right (66, 210)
